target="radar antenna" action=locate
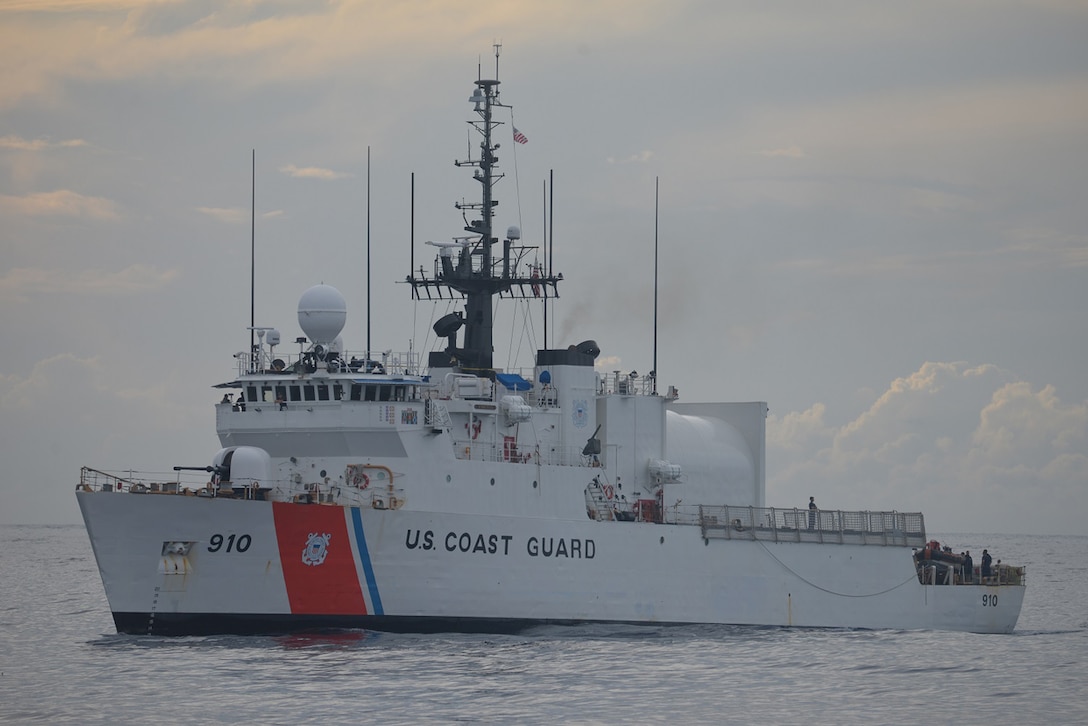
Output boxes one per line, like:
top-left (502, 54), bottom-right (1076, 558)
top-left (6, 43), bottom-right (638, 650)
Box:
top-left (406, 51), bottom-right (561, 373)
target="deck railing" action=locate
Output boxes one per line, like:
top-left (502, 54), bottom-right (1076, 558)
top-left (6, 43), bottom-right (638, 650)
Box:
top-left (684, 505), bottom-right (926, 547)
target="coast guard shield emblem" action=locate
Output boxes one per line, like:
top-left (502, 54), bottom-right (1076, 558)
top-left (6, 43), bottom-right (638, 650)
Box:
top-left (572, 399), bottom-right (588, 428)
top-left (302, 532), bottom-right (331, 566)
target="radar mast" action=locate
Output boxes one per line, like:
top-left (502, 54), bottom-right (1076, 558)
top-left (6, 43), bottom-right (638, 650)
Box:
top-left (409, 46), bottom-right (560, 374)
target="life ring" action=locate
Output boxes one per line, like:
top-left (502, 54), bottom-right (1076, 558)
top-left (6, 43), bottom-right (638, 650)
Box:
top-left (466, 419), bottom-right (482, 439)
top-left (350, 471), bottom-right (370, 489)
top-left (603, 484), bottom-right (614, 500)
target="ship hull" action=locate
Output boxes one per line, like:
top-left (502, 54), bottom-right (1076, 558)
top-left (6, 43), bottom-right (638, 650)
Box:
top-left (77, 492), bottom-right (1023, 635)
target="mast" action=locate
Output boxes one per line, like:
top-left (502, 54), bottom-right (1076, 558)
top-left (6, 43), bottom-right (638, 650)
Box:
top-left (366, 145), bottom-right (372, 361)
top-left (407, 49), bottom-right (560, 374)
top-left (249, 149), bottom-right (256, 372)
top-left (653, 176), bottom-right (659, 395)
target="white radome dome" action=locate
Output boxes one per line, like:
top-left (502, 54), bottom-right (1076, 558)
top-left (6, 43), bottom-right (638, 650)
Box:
top-left (297, 284), bottom-right (347, 345)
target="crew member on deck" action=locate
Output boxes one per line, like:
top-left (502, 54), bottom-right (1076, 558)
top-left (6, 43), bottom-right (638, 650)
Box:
top-left (808, 496), bottom-right (818, 529)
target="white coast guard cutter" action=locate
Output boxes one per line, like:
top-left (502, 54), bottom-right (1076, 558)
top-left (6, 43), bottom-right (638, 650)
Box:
top-left (77, 52), bottom-right (1025, 636)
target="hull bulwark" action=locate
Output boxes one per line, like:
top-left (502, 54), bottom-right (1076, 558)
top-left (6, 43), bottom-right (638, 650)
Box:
top-left (77, 492), bottom-right (1024, 635)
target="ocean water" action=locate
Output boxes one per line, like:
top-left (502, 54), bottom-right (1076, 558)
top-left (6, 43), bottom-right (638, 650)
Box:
top-left (1, 526), bottom-right (1085, 725)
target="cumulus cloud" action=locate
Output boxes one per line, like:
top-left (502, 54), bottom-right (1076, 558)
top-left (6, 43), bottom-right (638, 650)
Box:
top-left (0, 264), bottom-right (179, 303)
top-left (280, 164), bottom-right (351, 180)
top-left (0, 190), bottom-right (118, 219)
top-left (767, 362), bottom-right (1087, 535)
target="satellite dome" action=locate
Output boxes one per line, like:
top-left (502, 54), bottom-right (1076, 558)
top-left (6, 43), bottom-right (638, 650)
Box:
top-left (297, 284), bottom-right (347, 345)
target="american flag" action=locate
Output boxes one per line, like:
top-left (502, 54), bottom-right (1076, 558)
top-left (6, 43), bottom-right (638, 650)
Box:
top-left (512, 127), bottom-right (528, 144)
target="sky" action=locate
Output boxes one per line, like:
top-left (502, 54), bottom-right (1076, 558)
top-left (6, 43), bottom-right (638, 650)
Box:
top-left (1, 0), bottom-right (1085, 535)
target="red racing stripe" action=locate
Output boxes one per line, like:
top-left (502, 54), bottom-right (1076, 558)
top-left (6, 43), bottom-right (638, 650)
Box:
top-left (272, 502), bottom-right (367, 615)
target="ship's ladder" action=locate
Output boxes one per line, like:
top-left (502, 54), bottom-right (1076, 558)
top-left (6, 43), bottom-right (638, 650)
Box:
top-left (425, 398), bottom-right (453, 432)
top-left (584, 476), bottom-right (626, 521)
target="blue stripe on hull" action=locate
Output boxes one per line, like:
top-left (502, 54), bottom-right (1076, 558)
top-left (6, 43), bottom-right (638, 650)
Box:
top-left (350, 507), bottom-right (384, 615)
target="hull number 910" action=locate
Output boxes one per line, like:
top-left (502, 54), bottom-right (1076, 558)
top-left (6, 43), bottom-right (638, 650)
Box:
top-left (982, 594), bottom-right (998, 607)
top-left (208, 533), bottom-right (252, 553)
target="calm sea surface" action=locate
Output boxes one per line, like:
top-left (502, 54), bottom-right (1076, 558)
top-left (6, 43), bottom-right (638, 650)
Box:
top-left (1, 526), bottom-right (1085, 725)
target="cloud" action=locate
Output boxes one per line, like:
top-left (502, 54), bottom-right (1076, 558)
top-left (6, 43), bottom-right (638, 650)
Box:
top-left (0, 1), bottom-right (575, 105)
top-left (767, 362), bottom-right (1087, 535)
top-left (1005, 227), bottom-right (1088, 268)
top-left (0, 1), bottom-right (166, 10)
top-left (196, 206), bottom-right (247, 224)
top-left (0, 134), bottom-right (87, 150)
top-left (280, 164), bottom-right (351, 180)
top-left (196, 206), bottom-right (284, 223)
top-left (0, 190), bottom-right (118, 219)
top-left (0, 264), bottom-right (179, 303)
